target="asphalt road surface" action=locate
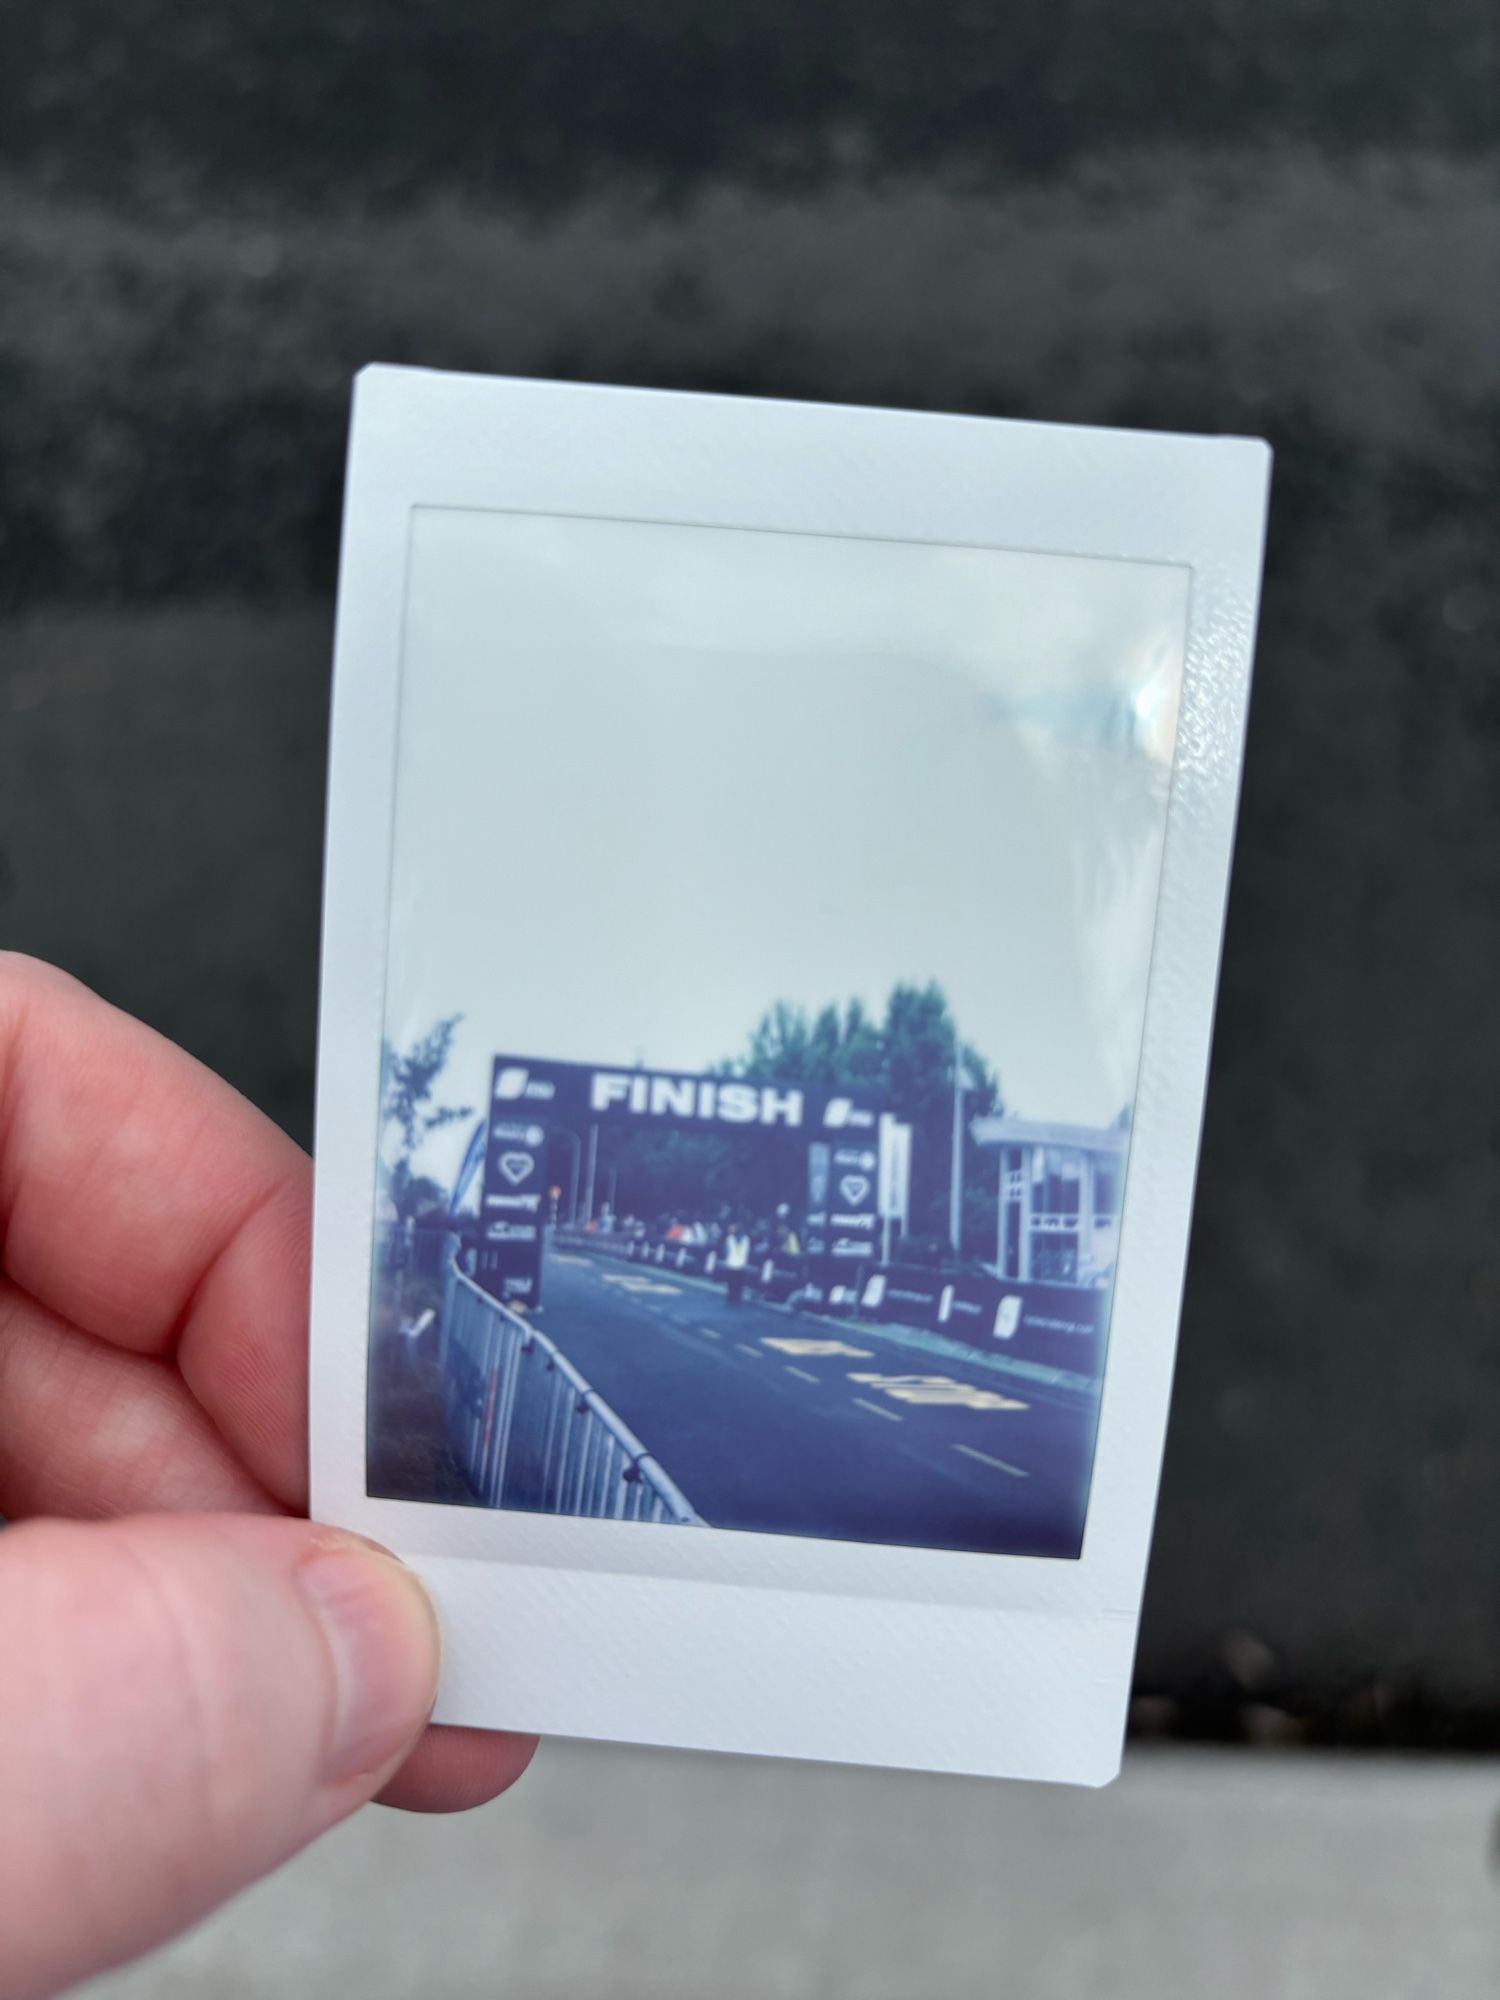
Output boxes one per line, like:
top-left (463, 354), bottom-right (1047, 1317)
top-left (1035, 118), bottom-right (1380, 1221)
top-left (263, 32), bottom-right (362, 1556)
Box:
top-left (533, 1247), bottom-right (1099, 1557)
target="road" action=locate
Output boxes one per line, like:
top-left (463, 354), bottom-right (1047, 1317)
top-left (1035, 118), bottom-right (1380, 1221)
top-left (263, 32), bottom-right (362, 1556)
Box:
top-left (531, 1246), bottom-right (1099, 1558)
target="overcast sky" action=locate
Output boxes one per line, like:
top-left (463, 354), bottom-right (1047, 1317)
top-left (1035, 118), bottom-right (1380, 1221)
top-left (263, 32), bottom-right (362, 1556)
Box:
top-left (385, 506), bottom-right (1188, 1189)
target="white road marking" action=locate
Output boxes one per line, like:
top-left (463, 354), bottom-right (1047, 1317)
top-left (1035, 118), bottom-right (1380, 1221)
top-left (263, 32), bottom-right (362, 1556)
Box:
top-left (853, 1396), bottom-right (903, 1423)
top-left (736, 1342), bottom-right (764, 1360)
top-left (698, 1326), bottom-right (722, 1341)
top-left (783, 1365), bottom-right (819, 1384)
top-left (847, 1371), bottom-right (1027, 1412)
top-left (762, 1337), bottom-right (874, 1359)
top-left (952, 1443), bottom-right (1029, 1478)
top-left (601, 1273), bottom-right (682, 1296)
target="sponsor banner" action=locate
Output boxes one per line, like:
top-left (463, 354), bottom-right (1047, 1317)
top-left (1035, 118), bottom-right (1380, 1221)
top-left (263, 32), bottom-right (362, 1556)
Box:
top-left (473, 1255), bottom-right (540, 1308)
top-left (863, 1265), bottom-right (945, 1322)
top-left (858, 1265), bottom-right (1109, 1379)
top-left (757, 1255), bottom-right (804, 1302)
top-left (484, 1220), bottom-right (538, 1243)
top-left (479, 1094), bottom-right (549, 1307)
top-left (490, 1053), bottom-right (882, 1137)
top-left (826, 1141), bottom-right (879, 1260)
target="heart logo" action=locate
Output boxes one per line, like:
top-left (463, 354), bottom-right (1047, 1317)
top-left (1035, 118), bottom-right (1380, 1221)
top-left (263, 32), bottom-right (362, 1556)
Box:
top-left (839, 1174), bottom-right (870, 1206)
top-left (499, 1151), bottom-right (535, 1186)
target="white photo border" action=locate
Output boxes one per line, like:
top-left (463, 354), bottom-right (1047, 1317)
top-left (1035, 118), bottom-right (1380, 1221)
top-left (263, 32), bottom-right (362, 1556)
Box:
top-left (311, 366), bottom-right (1270, 1784)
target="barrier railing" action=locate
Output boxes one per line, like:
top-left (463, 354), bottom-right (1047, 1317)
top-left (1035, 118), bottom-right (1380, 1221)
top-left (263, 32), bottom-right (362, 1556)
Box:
top-left (440, 1256), bottom-right (701, 1525)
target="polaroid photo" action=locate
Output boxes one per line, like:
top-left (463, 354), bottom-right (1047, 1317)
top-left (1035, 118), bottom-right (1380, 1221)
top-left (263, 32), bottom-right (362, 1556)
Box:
top-left (310, 366), bottom-right (1270, 1784)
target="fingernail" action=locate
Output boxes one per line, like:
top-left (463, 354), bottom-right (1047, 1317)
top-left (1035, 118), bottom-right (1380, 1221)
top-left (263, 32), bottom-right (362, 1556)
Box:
top-left (297, 1541), bottom-right (441, 1785)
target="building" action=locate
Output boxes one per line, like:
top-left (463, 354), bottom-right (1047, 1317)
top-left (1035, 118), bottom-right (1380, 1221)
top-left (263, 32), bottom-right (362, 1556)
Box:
top-left (969, 1115), bottom-right (1129, 1288)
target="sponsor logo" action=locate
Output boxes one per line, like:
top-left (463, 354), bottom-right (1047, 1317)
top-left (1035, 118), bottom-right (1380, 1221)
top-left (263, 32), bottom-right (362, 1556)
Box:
top-left (837, 1174), bottom-right (872, 1207)
top-left (484, 1192), bottom-right (542, 1212)
top-left (831, 1237), bottom-right (872, 1258)
top-left (485, 1221), bottom-right (538, 1243)
top-left (833, 1147), bottom-right (878, 1173)
top-left (830, 1212), bottom-right (877, 1229)
top-left (498, 1151), bottom-right (536, 1186)
top-left (822, 1098), bottom-right (876, 1131)
top-left (489, 1120), bottom-right (546, 1146)
top-left (937, 1283), bottom-right (955, 1323)
top-left (995, 1295), bottom-right (1023, 1340)
top-left (494, 1067), bottom-right (556, 1103)
top-left (861, 1274), bottom-right (886, 1309)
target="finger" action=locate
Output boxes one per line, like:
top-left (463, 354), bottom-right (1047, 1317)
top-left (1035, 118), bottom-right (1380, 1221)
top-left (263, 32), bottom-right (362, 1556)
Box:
top-left (0, 1281), bottom-right (275, 1520)
top-left (377, 1723), bottom-right (538, 1814)
top-left (0, 954), bottom-right (311, 1506)
top-left (0, 1514), bottom-right (443, 2000)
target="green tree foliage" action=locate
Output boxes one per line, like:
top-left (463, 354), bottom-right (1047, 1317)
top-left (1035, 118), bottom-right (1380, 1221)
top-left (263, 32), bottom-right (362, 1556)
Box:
top-left (607, 982), bottom-right (1004, 1259)
top-left (600, 1127), bottom-right (797, 1229)
top-left (379, 1016), bottom-right (471, 1219)
top-left (745, 982), bottom-right (1003, 1257)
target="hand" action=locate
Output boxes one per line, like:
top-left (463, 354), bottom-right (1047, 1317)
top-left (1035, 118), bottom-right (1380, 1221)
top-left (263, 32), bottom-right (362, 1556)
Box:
top-left (0, 955), bottom-right (534, 1998)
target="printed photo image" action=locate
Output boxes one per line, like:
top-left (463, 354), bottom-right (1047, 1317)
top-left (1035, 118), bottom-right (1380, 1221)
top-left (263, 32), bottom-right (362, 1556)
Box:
top-left (368, 507), bottom-right (1189, 1559)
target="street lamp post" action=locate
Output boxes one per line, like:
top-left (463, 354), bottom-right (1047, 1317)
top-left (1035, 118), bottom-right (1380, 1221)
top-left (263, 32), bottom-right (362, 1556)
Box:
top-left (554, 1129), bottom-right (582, 1224)
top-left (949, 1029), bottom-right (967, 1261)
top-left (582, 1121), bottom-right (599, 1221)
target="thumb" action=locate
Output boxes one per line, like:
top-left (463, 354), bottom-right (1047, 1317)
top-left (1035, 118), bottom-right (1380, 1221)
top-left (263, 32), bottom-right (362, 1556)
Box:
top-left (0, 1512), bottom-right (440, 1999)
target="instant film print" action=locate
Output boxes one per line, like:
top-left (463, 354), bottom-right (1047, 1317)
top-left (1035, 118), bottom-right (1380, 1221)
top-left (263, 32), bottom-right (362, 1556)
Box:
top-left (373, 507), bottom-right (1183, 1559)
top-left (311, 369), bottom-right (1269, 1780)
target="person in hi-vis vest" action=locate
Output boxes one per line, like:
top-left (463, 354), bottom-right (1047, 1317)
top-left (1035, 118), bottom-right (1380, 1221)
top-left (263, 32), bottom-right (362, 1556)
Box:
top-left (722, 1220), bottom-right (752, 1305)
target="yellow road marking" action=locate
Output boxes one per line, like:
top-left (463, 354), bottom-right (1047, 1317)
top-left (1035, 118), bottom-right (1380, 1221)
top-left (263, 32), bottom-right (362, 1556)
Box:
top-left (953, 1443), bottom-right (1029, 1478)
top-left (853, 1396), bottom-right (903, 1423)
top-left (762, 1337), bottom-right (874, 1359)
top-left (847, 1372), bottom-right (1027, 1412)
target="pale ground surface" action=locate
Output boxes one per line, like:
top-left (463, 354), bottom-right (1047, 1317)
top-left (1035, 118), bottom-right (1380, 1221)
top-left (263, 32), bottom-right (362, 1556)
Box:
top-left (82, 1743), bottom-right (1500, 2000)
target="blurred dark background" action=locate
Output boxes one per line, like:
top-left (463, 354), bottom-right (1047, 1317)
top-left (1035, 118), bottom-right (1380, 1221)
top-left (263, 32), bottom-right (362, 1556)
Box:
top-left (1, 2), bottom-right (1495, 1739)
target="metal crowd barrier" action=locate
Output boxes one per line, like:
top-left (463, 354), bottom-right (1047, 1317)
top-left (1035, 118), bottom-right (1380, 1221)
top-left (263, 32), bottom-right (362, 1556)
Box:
top-left (440, 1255), bottom-right (701, 1524)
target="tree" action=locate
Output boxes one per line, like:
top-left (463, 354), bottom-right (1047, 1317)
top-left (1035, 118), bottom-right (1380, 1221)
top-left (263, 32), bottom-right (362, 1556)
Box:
top-left (601, 986), bottom-right (1006, 1255)
top-left (378, 1016), bottom-right (471, 1220)
top-left (736, 981), bottom-right (1005, 1259)
top-left (872, 982), bottom-right (1003, 1256)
